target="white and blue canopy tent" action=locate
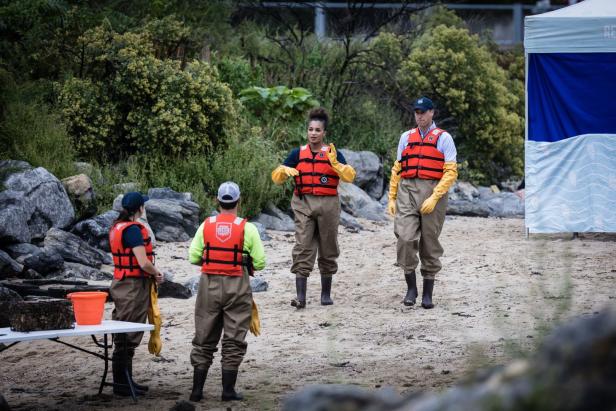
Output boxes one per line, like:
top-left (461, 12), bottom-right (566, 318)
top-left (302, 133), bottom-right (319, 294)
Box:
top-left (524, 0), bottom-right (616, 233)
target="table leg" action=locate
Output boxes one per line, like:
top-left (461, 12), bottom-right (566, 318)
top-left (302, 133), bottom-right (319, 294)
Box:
top-left (98, 334), bottom-right (109, 395)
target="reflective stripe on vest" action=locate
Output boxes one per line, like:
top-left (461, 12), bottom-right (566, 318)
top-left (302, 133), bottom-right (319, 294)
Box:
top-left (109, 221), bottom-right (154, 280)
top-left (201, 214), bottom-right (251, 276)
top-left (293, 145), bottom-right (339, 196)
top-left (399, 128), bottom-right (445, 180)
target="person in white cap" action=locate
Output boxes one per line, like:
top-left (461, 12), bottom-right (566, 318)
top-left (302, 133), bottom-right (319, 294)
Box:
top-left (187, 182), bottom-right (265, 403)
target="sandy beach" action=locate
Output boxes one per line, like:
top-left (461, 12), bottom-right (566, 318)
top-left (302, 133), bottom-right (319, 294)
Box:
top-left (2, 216), bottom-right (615, 411)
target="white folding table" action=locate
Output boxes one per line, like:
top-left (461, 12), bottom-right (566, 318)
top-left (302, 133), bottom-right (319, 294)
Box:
top-left (0, 320), bottom-right (153, 401)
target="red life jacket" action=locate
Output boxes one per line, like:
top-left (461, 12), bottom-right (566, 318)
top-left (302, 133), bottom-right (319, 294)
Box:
top-left (109, 221), bottom-right (154, 280)
top-left (293, 145), bottom-right (339, 196)
top-left (399, 128), bottom-right (445, 180)
top-left (201, 214), bottom-right (252, 276)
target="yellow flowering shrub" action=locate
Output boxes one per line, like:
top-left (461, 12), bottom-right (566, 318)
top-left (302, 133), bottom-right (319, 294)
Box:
top-left (59, 22), bottom-right (238, 159)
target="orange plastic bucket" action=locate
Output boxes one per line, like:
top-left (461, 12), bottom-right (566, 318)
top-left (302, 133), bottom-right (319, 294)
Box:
top-left (67, 291), bottom-right (108, 325)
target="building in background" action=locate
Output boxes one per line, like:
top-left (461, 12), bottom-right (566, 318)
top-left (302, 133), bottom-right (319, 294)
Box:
top-left (242, 1), bottom-right (576, 46)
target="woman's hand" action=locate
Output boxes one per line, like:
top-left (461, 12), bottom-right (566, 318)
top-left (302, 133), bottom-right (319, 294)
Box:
top-left (154, 270), bottom-right (164, 285)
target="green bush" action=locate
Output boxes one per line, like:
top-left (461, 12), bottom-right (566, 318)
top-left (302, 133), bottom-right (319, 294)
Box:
top-left (93, 132), bottom-right (282, 219)
top-left (206, 133), bottom-right (285, 218)
top-left (58, 23), bottom-right (239, 160)
top-left (240, 85), bottom-right (319, 121)
top-left (0, 75), bottom-right (76, 179)
top-left (216, 56), bottom-right (263, 97)
top-left (329, 95), bottom-right (404, 164)
top-left (397, 24), bottom-right (524, 182)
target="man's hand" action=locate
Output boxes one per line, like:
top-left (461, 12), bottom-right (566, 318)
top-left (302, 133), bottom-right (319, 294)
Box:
top-left (387, 199), bottom-right (396, 217)
top-left (420, 195), bottom-right (439, 214)
top-left (327, 143), bottom-right (339, 166)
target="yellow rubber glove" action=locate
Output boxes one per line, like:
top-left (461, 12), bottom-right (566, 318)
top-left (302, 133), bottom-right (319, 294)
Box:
top-left (249, 299), bottom-right (261, 336)
top-left (387, 161), bottom-right (402, 216)
top-left (420, 162), bottom-right (458, 215)
top-left (147, 280), bottom-right (163, 356)
top-left (271, 165), bottom-right (299, 185)
top-left (327, 143), bottom-right (356, 183)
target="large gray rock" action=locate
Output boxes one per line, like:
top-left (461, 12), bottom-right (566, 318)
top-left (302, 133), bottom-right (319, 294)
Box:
top-left (62, 173), bottom-right (97, 220)
top-left (2, 167), bottom-right (75, 239)
top-left (148, 187), bottom-right (193, 202)
top-left (114, 192), bottom-right (197, 242)
top-left (0, 249), bottom-right (23, 279)
top-left (446, 200), bottom-right (490, 217)
top-left (4, 243), bottom-right (64, 275)
top-left (44, 228), bottom-right (111, 268)
top-left (485, 193), bottom-right (524, 218)
top-left (0, 190), bottom-right (31, 244)
top-left (448, 181), bottom-right (479, 202)
top-left (339, 149), bottom-right (384, 199)
top-left (251, 203), bottom-right (295, 232)
top-left (146, 199), bottom-right (200, 242)
top-left (71, 210), bottom-right (119, 252)
top-left (338, 182), bottom-right (386, 221)
top-left (51, 262), bottom-right (112, 281)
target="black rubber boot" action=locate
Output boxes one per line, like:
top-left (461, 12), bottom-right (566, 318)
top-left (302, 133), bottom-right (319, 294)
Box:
top-left (421, 279), bottom-right (435, 309)
top-left (221, 369), bottom-right (243, 401)
top-left (320, 276), bottom-right (333, 305)
top-left (291, 276), bottom-right (307, 309)
top-left (127, 356), bottom-right (149, 392)
top-left (112, 354), bottom-right (145, 397)
top-left (189, 367), bottom-right (208, 402)
top-left (403, 271), bottom-right (418, 306)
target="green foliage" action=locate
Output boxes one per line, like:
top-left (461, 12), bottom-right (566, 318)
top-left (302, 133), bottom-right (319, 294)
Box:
top-left (398, 24), bottom-right (524, 182)
top-left (93, 133), bottom-right (282, 219)
top-left (142, 15), bottom-right (190, 60)
top-left (329, 96), bottom-right (404, 162)
top-left (58, 23), bottom-right (239, 160)
top-left (240, 86), bottom-right (319, 121)
top-left (207, 133), bottom-right (286, 218)
top-left (215, 56), bottom-right (263, 97)
top-left (0, 94), bottom-right (76, 180)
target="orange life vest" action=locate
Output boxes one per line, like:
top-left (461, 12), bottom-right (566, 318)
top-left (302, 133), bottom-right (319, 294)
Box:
top-left (201, 214), bottom-right (252, 276)
top-left (293, 145), bottom-right (339, 196)
top-left (399, 128), bottom-right (445, 180)
top-left (109, 221), bottom-right (154, 280)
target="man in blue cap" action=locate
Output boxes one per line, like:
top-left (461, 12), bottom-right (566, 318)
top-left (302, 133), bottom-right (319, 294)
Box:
top-left (386, 97), bottom-right (458, 309)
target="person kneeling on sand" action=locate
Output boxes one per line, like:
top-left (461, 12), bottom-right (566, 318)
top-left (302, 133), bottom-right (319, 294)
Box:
top-left (187, 182), bottom-right (266, 402)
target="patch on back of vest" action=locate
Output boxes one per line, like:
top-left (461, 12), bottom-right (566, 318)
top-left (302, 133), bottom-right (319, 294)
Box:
top-left (320, 175), bottom-right (329, 184)
top-left (215, 222), bottom-right (232, 242)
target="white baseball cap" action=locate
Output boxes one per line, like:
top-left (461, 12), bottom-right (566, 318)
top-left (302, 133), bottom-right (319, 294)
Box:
top-left (217, 181), bottom-right (240, 203)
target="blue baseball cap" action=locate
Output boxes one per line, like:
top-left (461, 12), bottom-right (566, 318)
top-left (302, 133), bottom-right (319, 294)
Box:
top-left (413, 96), bottom-right (434, 111)
top-left (121, 192), bottom-right (149, 212)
